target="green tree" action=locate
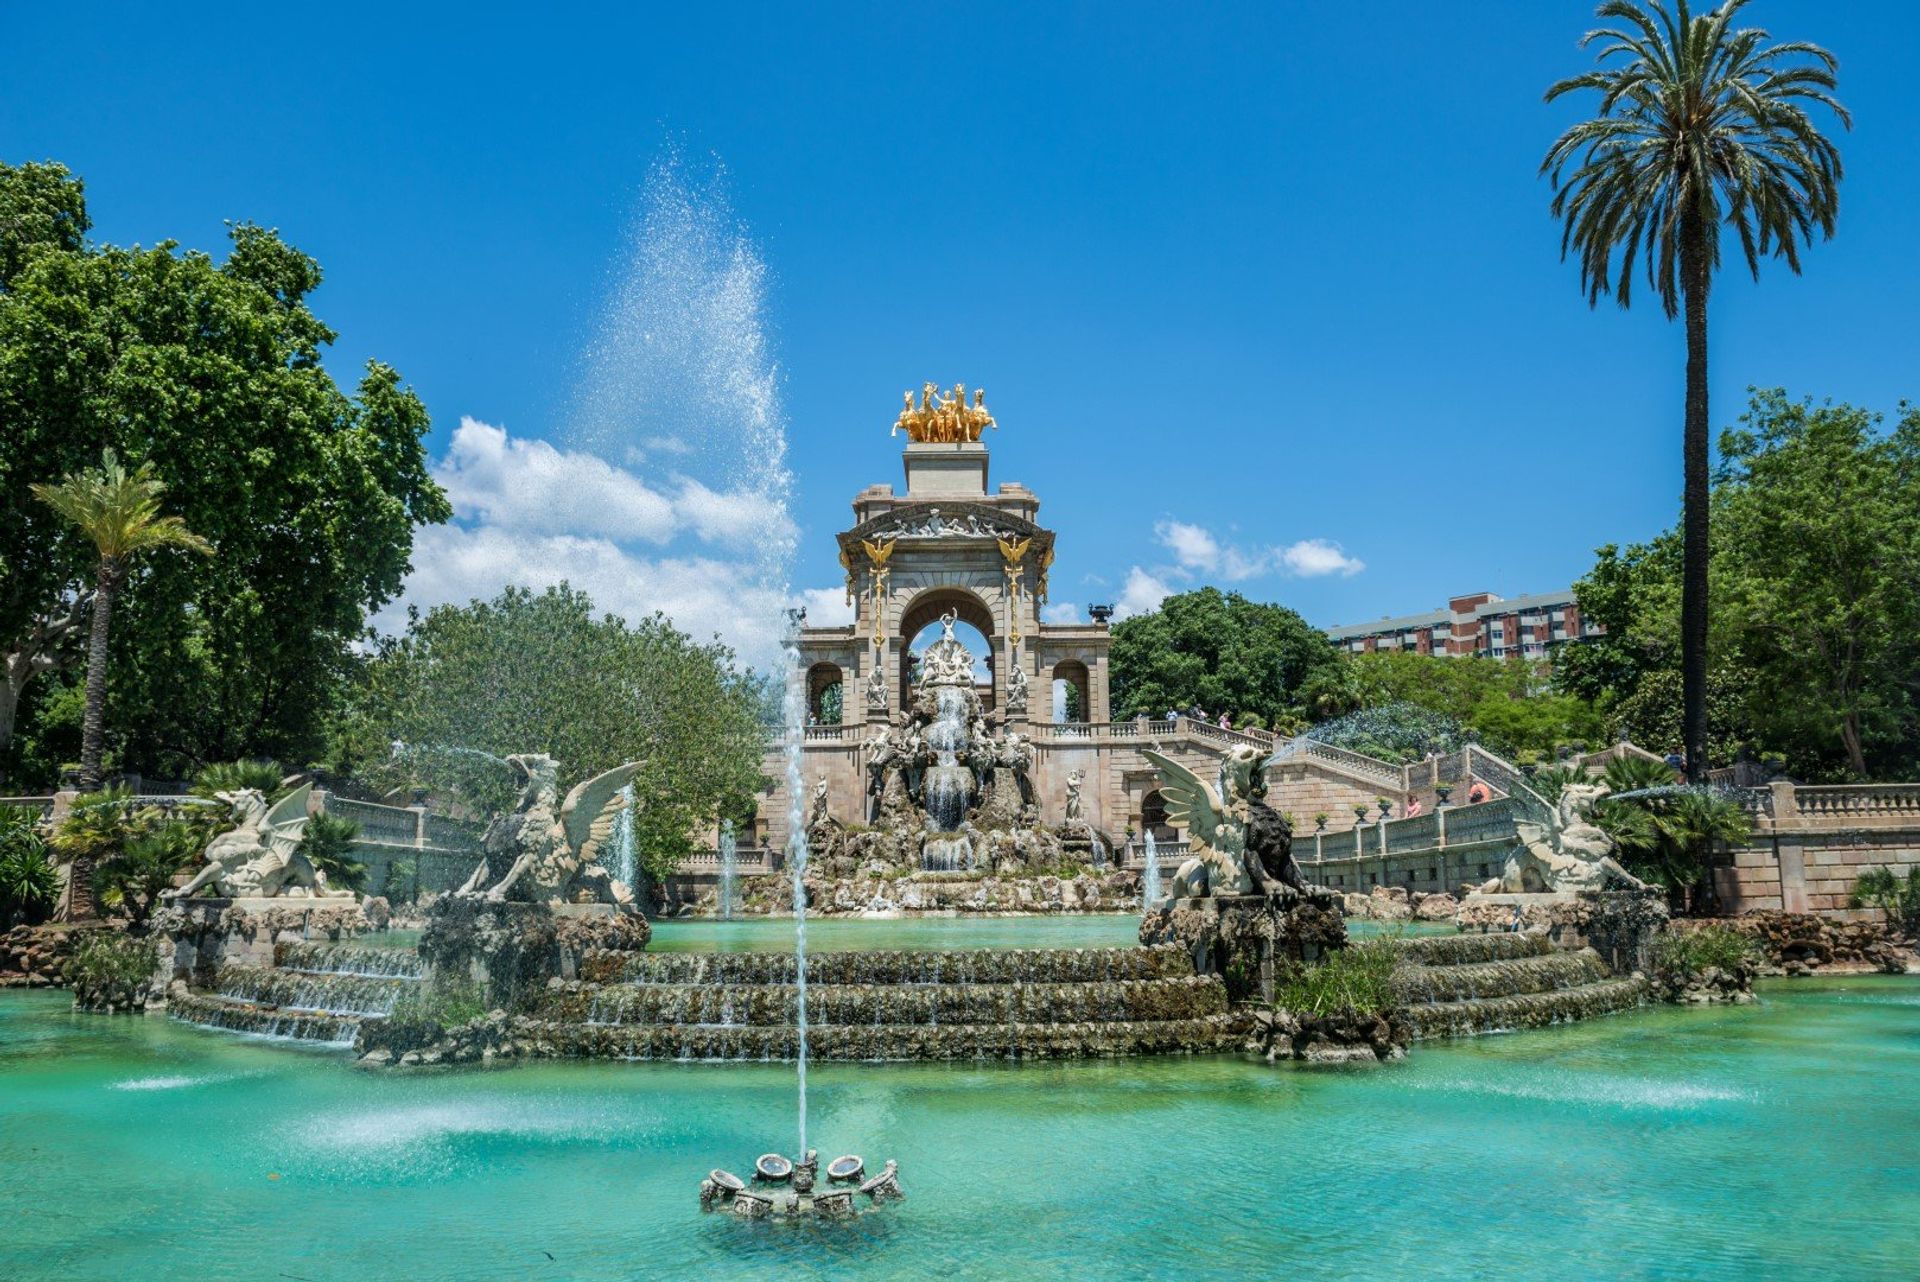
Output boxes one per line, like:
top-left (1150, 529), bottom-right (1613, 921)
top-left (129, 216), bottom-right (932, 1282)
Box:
top-left (1713, 392), bottom-right (1920, 778)
top-left (48, 787), bottom-right (159, 920)
top-left (1109, 588), bottom-right (1345, 728)
top-left (297, 813), bottom-right (366, 894)
top-left (0, 163), bottom-right (449, 783)
top-left (31, 451), bottom-right (212, 789)
top-left (1543, 0), bottom-right (1848, 782)
top-left (339, 585), bottom-right (766, 885)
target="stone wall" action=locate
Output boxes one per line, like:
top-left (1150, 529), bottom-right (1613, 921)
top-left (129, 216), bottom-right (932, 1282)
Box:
top-left (1712, 782), bottom-right (1920, 919)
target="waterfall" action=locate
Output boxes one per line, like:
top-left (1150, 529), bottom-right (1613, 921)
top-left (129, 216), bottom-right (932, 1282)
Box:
top-left (609, 784), bottom-right (638, 891)
top-left (921, 684), bottom-right (975, 871)
top-left (1142, 831), bottom-right (1161, 908)
top-left (718, 818), bottom-right (737, 921)
top-left (782, 617), bottom-right (810, 1156)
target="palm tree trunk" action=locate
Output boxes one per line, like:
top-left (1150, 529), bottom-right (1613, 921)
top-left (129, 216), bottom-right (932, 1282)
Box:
top-left (1680, 220), bottom-right (1712, 784)
top-left (77, 555), bottom-right (123, 793)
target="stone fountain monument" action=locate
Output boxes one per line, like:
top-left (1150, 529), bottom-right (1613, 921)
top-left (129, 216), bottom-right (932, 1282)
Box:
top-left (422, 754), bottom-right (652, 1009)
top-left (1137, 745), bottom-right (1346, 1001)
top-left (829, 611), bottom-right (1071, 877)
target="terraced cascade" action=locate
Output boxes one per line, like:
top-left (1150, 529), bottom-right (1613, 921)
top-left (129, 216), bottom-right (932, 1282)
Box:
top-left (170, 940), bottom-right (425, 1046)
top-left (520, 944), bottom-right (1231, 1062)
top-left (1388, 932), bottom-right (1648, 1039)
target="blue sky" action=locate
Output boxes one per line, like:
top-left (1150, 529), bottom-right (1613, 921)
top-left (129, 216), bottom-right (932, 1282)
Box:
top-left (5, 2), bottom-right (1914, 654)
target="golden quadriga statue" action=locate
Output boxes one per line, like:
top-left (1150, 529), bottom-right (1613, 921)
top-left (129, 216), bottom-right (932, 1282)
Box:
top-left (892, 382), bottom-right (996, 443)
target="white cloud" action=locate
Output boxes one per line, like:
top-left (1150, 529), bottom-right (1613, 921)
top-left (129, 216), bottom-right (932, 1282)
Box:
top-left (1153, 519), bottom-right (1271, 581)
top-left (383, 420), bottom-right (799, 666)
top-left (1041, 601), bottom-right (1081, 624)
top-left (1113, 566), bottom-right (1176, 619)
top-left (796, 587), bottom-right (857, 628)
top-left (1278, 538), bottom-right (1366, 578)
top-left (1155, 520), bottom-right (1221, 573)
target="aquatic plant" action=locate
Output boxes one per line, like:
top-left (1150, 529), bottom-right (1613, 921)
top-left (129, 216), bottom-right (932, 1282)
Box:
top-left (1653, 924), bottom-right (1757, 979)
top-left (62, 931), bottom-right (157, 1011)
top-left (1273, 941), bottom-right (1401, 1018)
top-left (1849, 865), bottom-right (1920, 937)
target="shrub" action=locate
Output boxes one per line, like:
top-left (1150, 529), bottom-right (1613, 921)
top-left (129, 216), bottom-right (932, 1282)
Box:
top-left (1653, 924), bottom-right (1757, 979)
top-left (298, 813), bottom-right (367, 892)
top-left (0, 806), bottom-right (59, 924)
top-left (94, 822), bottom-right (201, 930)
top-left (380, 979), bottom-right (488, 1045)
top-left (1850, 865), bottom-right (1920, 936)
top-left (1273, 941), bottom-right (1400, 1018)
top-left (63, 931), bottom-right (158, 1011)
top-left (191, 759), bottom-right (287, 799)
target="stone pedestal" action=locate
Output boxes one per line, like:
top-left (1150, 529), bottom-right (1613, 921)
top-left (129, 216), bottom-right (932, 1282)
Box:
top-left (420, 898), bottom-right (650, 1008)
top-left (154, 896), bottom-right (375, 992)
top-left (1139, 892), bottom-right (1348, 1003)
top-left (1455, 890), bottom-right (1668, 974)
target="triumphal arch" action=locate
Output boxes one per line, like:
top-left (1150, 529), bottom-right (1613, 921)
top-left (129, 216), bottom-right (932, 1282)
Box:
top-left (752, 385), bottom-right (1396, 863)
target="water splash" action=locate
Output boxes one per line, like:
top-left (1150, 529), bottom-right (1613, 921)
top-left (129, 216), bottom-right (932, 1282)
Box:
top-left (782, 612), bottom-right (810, 1156)
top-left (1142, 830), bottom-right (1161, 908)
top-left (718, 818), bottom-right (737, 921)
top-left (608, 784), bottom-right (638, 892)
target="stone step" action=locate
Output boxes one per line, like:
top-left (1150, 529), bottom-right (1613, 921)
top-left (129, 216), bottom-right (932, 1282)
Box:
top-left (1391, 949), bottom-right (1613, 1004)
top-left (214, 964), bottom-right (418, 1017)
top-left (170, 991), bottom-right (365, 1045)
top-left (1403, 977), bottom-right (1649, 1040)
top-left (540, 975), bottom-right (1226, 1028)
top-left (274, 941), bottom-right (425, 979)
top-left (582, 945), bottom-right (1194, 987)
top-left (513, 1015), bottom-right (1236, 1061)
top-left (1389, 933), bottom-right (1552, 967)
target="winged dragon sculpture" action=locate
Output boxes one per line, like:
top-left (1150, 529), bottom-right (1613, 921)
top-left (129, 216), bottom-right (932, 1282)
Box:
top-left (457, 754), bottom-right (642, 905)
top-left (167, 782), bottom-right (352, 899)
top-left (1141, 745), bottom-right (1313, 902)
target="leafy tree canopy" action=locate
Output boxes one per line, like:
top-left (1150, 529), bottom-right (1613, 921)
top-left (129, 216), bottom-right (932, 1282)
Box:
top-left (0, 162), bottom-right (449, 784)
top-left (336, 585), bottom-right (767, 884)
top-left (1109, 588), bottom-right (1346, 728)
top-left (1555, 389), bottom-right (1920, 780)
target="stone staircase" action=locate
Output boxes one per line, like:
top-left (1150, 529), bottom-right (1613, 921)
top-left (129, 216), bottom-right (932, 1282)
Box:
top-left (1389, 933), bottom-right (1647, 1039)
top-left (519, 945), bottom-right (1230, 1061)
top-left (170, 940), bottom-right (424, 1045)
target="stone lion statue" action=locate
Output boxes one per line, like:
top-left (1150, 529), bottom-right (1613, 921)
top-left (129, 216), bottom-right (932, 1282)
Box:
top-left (166, 783), bottom-right (353, 900)
top-left (1504, 781), bottom-right (1648, 893)
top-left (457, 754), bottom-right (642, 905)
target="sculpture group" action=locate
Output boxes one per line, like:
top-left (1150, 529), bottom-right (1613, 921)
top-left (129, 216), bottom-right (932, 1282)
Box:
top-left (1498, 782), bottom-right (1648, 894)
top-left (892, 382), bottom-right (995, 442)
top-left (456, 753), bottom-right (643, 906)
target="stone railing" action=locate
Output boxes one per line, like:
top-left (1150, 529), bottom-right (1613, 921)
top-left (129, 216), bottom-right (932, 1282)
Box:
top-left (1273, 736), bottom-right (1405, 787)
top-left (803, 723), bottom-right (853, 742)
top-left (1121, 839), bottom-right (1190, 868)
top-left (676, 846), bottom-right (781, 875)
top-left (322, 795), bottom-right (426, 848)
top-left (1786, 783), bottom-right (1920, 820)
top-left (0, 795), bottom-right (56, 819)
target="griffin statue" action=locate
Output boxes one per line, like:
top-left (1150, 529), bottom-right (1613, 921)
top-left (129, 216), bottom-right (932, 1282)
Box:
top-left (457, 754), bottom-right (642, 905)
top-left (1141, 745), bottom-right (1312, 902)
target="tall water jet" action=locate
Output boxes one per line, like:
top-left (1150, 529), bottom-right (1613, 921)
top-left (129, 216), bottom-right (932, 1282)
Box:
top-left (782, 611), bottom-right (810, 1155)
top-left (1142, 830), bottom-right (1162, 908)
top-left (609, 783), bottom-right (638, 892)
top-left (718, 818), bottom-right (738, 921)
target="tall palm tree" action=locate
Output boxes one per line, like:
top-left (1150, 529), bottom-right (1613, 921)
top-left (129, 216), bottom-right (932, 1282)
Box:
top-left (1542, 0), bottom-right (1847, 782)
top-left (32, 450), bottom-right (212, 792)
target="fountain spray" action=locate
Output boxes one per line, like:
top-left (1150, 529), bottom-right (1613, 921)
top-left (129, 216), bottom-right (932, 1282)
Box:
top-left (782, 609), bottom-right (810, 1156)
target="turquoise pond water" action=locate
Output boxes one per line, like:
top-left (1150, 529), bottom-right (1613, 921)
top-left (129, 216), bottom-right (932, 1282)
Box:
top-left (4, 977), bottom-right (1918, 1281)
